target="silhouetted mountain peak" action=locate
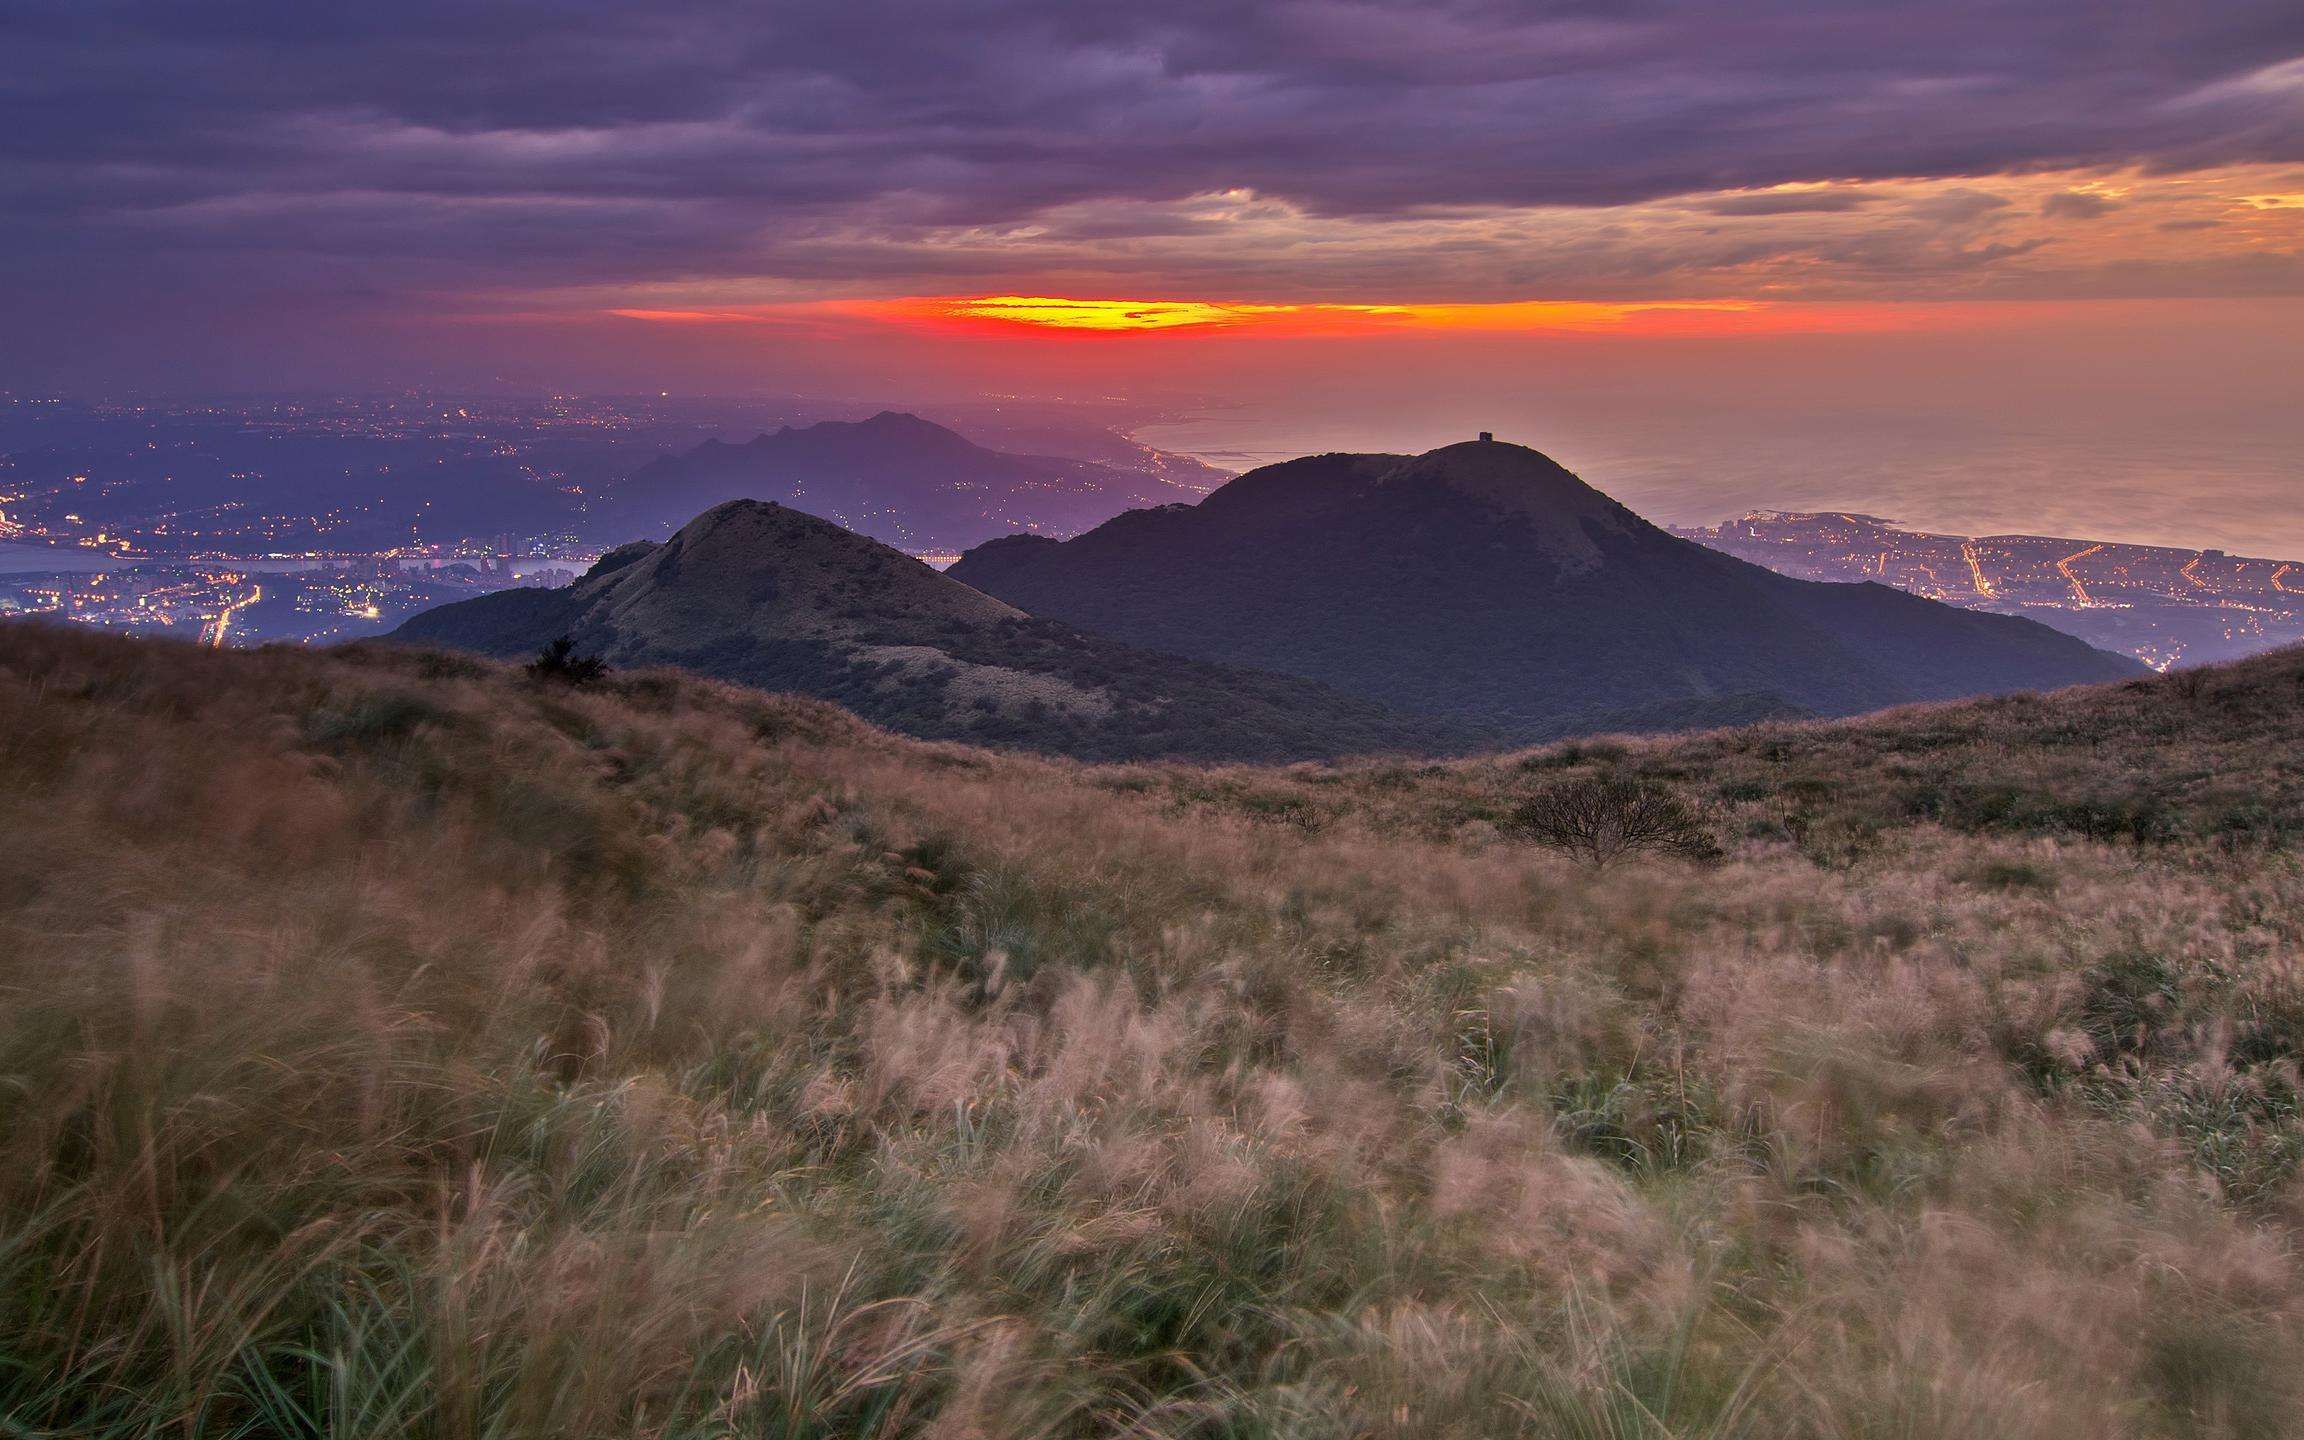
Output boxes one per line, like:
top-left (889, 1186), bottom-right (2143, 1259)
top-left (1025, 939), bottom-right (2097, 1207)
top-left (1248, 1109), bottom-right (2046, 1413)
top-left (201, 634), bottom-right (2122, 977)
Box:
top-left (753, 410), bottom-right (978, 456)
top-left (1383, 439), bottom-right (1642, 566)
top-left (1193, 452), bottom-right (1404, 523)
top-left (594, 411), bottom-right (1189, 553)
top-left (949, 436), bottom-right (2144, 738)
top-left (858, 409), bottom-right (959, 436)
top-left (581, 499), bottom-right (1019, 644)
top-left (1389, 439), bottom-right (1625, 516)
top-left (392, 498), bottom-right (1487, 762)
top-left (1133, 439), bottom-right (1638, 571)
top-left (1195, 439), bottom-right (1626, 518)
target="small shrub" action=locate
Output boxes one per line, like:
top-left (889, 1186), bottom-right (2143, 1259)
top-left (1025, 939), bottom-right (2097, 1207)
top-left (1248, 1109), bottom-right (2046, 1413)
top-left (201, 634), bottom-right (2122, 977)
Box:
top-left (411, 650), bottom-right (487, 681)
top-left (527, 635), bottom-right (608, 686)
top-left (1518, 738), bottom-right (1629, 771)
top-left (1965, 857), bottom-right (2058, 892)
top-left (608, 672), bottom-right (682, 708)
top-left (302, 689), bottom-right (453, 746)
top-left (2076, 948), bottom-right (2186, 1061)
top-left (1503, 776), bottom-right (1719, 868)
top-left (2166, 666), bottom-right (2213, 704)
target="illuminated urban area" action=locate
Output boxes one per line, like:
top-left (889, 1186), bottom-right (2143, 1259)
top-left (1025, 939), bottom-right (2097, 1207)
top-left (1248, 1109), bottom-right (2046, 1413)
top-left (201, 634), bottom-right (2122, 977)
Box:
top-left (0, 389), bottom-right (1214, 646)
top-left (1677, 511), bottom-right (2304, 670)
top-left (0, 392), bottom-right (831, 645)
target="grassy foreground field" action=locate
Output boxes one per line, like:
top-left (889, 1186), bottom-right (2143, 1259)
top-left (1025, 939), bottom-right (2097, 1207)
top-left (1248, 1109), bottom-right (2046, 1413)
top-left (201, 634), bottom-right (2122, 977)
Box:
top-left (4, 623), bottom-right (2304, 1437)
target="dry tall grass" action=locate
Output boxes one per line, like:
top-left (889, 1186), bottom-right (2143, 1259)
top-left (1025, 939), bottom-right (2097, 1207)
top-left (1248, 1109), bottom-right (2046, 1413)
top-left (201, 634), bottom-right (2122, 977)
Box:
top-left (4, 623), bottom-right (2303, 1437)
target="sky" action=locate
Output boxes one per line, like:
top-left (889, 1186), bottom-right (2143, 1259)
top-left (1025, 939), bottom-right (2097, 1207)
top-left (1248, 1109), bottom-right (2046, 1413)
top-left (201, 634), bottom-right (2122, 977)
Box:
top-left (4, 1), bottom-right (2303, 545)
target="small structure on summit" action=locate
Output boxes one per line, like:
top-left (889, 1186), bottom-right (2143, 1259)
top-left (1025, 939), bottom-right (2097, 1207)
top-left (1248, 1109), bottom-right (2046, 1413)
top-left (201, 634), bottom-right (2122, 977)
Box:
top-left (1478, 431), bottom-right (1494, 442)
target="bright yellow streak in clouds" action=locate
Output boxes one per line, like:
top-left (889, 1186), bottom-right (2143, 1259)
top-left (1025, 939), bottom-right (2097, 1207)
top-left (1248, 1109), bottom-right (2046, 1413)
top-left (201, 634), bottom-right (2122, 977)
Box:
top-left (946, 296), bottom-right (1291, 330)
top-left (854, 294), bottom-right (1789, 337)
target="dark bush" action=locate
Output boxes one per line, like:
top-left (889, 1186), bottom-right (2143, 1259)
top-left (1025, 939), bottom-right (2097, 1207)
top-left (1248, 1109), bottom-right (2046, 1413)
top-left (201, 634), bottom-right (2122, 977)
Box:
top-left (526, 636), bottom-right (608, 686)
top-left (1503, 776), bottom-right (1719, 868)
top-left (2166, 666), bottom-right (2213, 703)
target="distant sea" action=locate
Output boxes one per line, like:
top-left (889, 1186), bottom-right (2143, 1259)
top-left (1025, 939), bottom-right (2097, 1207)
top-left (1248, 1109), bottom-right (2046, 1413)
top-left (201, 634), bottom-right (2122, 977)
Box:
top-left (1131, 404), bottom-right (2304, 558)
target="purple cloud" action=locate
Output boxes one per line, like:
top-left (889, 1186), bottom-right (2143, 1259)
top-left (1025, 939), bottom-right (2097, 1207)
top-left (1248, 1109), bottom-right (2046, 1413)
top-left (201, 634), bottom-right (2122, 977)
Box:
top-left (1692, 190), bottom-right (1887, 216)
top-left (1, 0), bottom-right (2300, 356)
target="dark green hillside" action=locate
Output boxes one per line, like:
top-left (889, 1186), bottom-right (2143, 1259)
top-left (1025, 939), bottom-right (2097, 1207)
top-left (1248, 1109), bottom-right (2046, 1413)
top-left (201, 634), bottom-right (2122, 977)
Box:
top-left (1127, 642), bottom-right (2304, 861)
top-left (394, 498), bottom-right (1491, 763)
top-left (952, 438), bottom-right (2142, 737)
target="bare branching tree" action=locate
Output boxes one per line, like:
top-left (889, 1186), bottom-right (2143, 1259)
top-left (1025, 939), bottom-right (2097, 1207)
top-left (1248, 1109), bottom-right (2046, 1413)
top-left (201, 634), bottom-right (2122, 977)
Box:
top-left (1504, 775), bottom-right (1718, 868)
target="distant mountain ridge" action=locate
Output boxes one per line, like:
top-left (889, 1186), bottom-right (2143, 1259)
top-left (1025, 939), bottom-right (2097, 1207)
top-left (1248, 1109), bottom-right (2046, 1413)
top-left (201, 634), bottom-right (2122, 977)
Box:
top-left (590, 411), bottom-right (1198, 553)
top-left (390, 499), bottom-right (1491, 763)
top-left (949, 437), bottom-right (2145, 737)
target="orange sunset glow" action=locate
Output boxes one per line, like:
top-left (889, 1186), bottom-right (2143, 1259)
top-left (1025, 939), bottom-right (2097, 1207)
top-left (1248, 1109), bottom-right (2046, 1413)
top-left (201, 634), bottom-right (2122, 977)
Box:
top-left (931, 295), bottom-right (1773, 335)
top-left (604, 293), bottom-right (1931, 339)
top-left (945, 296), bottom-right (1290, 330)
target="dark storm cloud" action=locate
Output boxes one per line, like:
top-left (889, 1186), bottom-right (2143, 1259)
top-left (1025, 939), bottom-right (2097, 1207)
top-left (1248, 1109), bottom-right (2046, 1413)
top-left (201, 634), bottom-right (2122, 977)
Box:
top-left (2, 0), bottom-right (2302, 301)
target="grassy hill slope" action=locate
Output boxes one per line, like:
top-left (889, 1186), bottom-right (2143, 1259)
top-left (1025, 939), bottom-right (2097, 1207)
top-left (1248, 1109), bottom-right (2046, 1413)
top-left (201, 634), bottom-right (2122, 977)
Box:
top-left (4, 622), bottom-right (2303, 1437)
top-left (1125, 643), bottom-right (2304, 859)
